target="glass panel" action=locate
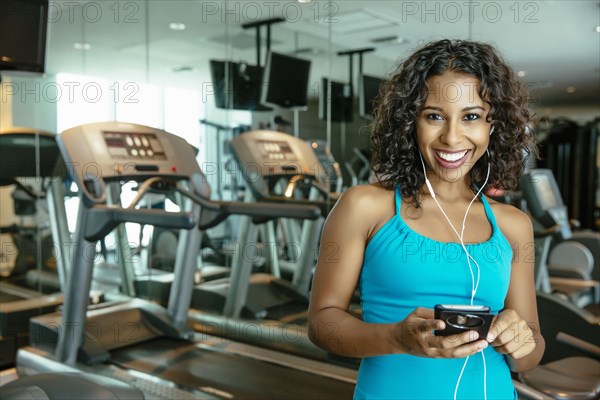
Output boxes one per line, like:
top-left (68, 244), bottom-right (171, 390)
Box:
top-left (56, 73), bottom-right (112, 132)
top-left (115, 82), bottom-right (161, 128)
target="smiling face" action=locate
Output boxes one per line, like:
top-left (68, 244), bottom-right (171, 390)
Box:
top-left (416, 70), bottom-right (492, 184)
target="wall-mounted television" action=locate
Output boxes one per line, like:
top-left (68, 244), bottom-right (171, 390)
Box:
top-left (318, 78), bottom-right (353, 123)
top-left (359, 74), bottom-right (385, 120)
top-left (209, 60), bottom-right (272, 111)
top-left (261, 51), bottom-right (311, 108)
top-left (0, 0), bottom-right (48, 73)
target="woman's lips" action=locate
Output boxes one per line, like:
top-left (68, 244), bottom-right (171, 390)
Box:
top-left (433, 149), bottom-right (470, 169)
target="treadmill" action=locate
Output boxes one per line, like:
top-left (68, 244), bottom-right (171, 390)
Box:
top-left (520, 169), bottom-right (600, 306)
top-left (0, 128), bottom-right (69, 368)
top-left (193, 130), bottom-right (339, 320)
top-left (17, 122), bottom-right (357, 399)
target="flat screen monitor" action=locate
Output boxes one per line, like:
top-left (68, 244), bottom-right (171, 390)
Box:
top-left (318, 78), bottom-right (353, 123)
top-left (0, 0), bottom-right (48, 73)
top-left (359, 74), bottom-right (385, 119)
top-left (209, 60), bottom-right (272, 111)
top-left (261, 51), bottom-right (311, 108)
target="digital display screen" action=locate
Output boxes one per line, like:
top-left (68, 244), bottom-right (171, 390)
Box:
top-left (0, 0), bottom-right (48, 73)
top-left (209, 60), bottom-right (272, 111)
top-left (535, 174), bottom-right (559, 209)
top-left (257, 140), bottom-right (297, 161)
top-left (319, 78), bottom-right (353, 123)
top-left (262, 51), bottom-right (311, 108)
top-left (360, 74), bottom-right (385, 119)
top-left (103, 131), bottom-right (166, 160)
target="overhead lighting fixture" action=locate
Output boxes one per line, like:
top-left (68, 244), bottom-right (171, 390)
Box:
top-left (170, 66), bottom-right (198, 73)
top-left (566, 86), bottom-right (576, 93)
top-left (169, 22), bottom-right (186, 31)
top-left (517, 70), bottom-right (527, 77)
top-left (294, 47), bottom-right (323, 56)
top-left (370, 35), bottom-right (408, 45)
top-left (596, 25), bottom-right (600, 33)
top-left (74, 43), bottom-right (91, 50)
top-left (297, 0), bottom-right (312, 3)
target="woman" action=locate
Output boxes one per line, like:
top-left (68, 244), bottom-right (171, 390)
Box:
top-left (308, 39), bottom-right (544, 399)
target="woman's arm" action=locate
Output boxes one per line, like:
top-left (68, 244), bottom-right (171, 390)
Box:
top-left (308, 185), bottom-right (400, 357)
top-left (489, 205), bottom-right (545, 372)
top-left (308, 185), bottom-right (489, 359)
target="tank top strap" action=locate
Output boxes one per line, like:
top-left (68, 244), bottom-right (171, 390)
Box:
top-left (479, 194), bottom-right (498, 228)
top-left (395, 185), bottom-right (403, 216)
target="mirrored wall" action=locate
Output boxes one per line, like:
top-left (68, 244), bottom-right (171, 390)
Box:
top-left (1, 0), bottom-right (599, 290)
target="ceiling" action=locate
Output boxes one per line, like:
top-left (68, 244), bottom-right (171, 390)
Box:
top-left (44, 0), bottom-right (600, 108)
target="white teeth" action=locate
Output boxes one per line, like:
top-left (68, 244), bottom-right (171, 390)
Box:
top-left (436, 150), bottom-right (468, 162)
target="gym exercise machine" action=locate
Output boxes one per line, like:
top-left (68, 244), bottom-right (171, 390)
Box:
top-left (520, 169), bottom-right (599, 308)
top-left (0, 128), bottom-right (70, 368)
top-left (515, 168), bottom-right (600, 398)
top-left (193, 130), bottom-right (339, 321)
top-left (16, 122), bottom-right (357, 399)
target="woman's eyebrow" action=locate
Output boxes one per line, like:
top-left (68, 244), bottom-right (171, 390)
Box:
top-left (422, 106), bottom-right (443, 111)
top-left (462, 106), bottom-right (486, 112)
top-left (421, 105), bottom-right (486, 112)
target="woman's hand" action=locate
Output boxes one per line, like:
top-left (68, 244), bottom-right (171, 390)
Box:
top-left (487, 308), bottom-right (536, 360)
top-left (394, 307), bottom-right (490, 358)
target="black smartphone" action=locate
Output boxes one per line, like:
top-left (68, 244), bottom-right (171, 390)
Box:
top-left (434, 304), bottom-right (494, 339)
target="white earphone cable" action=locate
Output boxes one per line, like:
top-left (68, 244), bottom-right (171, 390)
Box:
top-left (418, 150), bottom-right (491, 400)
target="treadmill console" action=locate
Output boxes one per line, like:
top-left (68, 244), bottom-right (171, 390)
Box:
top-left (257, 140), bottom-right (298, 161)
top-left (231, 130), bottom-right (327, 198)
top-left (104, 131), bottom-right (166, 160)
top-left (57, 122), bottom-right (203, 204)
top-left (520, 169), bottom-right (572, 240)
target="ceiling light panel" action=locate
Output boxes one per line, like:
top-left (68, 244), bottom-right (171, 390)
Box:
top-left (330, 9), bottom-right (397, 35)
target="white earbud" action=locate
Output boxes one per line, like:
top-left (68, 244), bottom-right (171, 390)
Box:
top-left (489, 125), bottom-right (494, 136)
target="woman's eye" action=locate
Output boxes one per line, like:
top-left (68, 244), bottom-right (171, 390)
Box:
top-left (464, 113), bottom-right (480, 121)
top-left (426, 113), bottom-right (443, 121)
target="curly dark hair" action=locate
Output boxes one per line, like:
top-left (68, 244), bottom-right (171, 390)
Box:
top-left (370, 39), bottom-right (536, 206)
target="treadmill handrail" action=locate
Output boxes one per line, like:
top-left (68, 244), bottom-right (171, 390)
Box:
top-left (260, 195), bottom-right (336, 217)
top-left (84, 207), bottom-right (197, 241)
top-left (174, 181), bottom-right (321, 220)
top-left (534, 224), bottom-right (561, 238)
top-left (556, 332), bottom-right (600, 360)
top-left (217, 200), bottom-right (321, 219)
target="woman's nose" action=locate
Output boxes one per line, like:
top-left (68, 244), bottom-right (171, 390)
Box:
top-left (439, 122), bottom-right (463, 146)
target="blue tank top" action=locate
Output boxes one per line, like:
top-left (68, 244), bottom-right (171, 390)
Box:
top-left (354, 186), bottom-right (517, 400)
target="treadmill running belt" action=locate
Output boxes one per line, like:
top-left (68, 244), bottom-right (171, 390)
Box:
top-left (112, 337), bottom-right (355, 399)
top-left (0, 291), bottom-right (24, 303)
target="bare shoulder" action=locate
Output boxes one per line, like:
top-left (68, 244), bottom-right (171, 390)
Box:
top-left (337, 182), bottom-right (393, 204)
top-left (328, 183), bottom-right (396, 240)
top-left (486, 197), bottom-right (533, 243)
top-left (333, 182), bottom-right (395, 218)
